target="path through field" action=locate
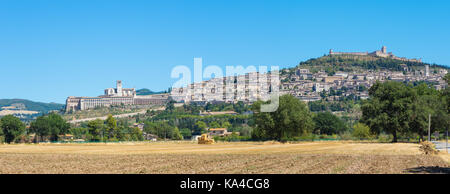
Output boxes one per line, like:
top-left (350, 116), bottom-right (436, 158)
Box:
top-left (432, 141), bottom-right (449, 154)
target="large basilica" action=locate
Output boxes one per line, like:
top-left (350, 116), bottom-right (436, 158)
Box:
top-left (65, 81), bottom-right (168, 112)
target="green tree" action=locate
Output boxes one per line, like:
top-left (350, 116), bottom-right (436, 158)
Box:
top-left (105, 114), bottom-right (118, 139)
top-left (30, 113), bottom-right (70, 142)
top-left (410, 83), bottom-right (448, 141)
top-left (361, 81), bottom-right (415, 142)
top-left (209, 121), bottom-right (221, 128)
top-left (0, 115), bottom-right (26, 143)
top-left (231, 125), bottom-right (253, 137)
top-left (352, 123), bottom-right (371, 139)
top-left (87, 119), bottom-right (104, 141)
top-left (252, 94), bottom-right (313, 141)
top-left (29, 115), bottom-right (50, 142)
top-left (312, 112), bottom-right (347, 135)
top-left (130, 127), bottom-right (143, 141)
top-left (233, 101), bottom-right (246, 113)
top-left (144, 121), bottom-right (157, 134)
top-left (144, 121), bottom-right (175, 139)
top-left (171, 127), bottom-right (183, 140)
top-left (221, 121), bottom-right (232, 129)
top-left (443, 73), bottom-right (450, 115)
top-left (70, 127), bottom-right (88, 139)
top-left (0, 119), bottom-right (3, 136)
top-left (180, 128), bottom-right (192, 139)
top-left (194, 121), bottom-right (207, 135)
top-left (165, 100), bottom-right (176, 111)
top-left (443, 73), bottom-right (450, 137)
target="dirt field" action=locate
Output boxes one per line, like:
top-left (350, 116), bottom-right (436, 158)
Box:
top-left (0, 141), bottom-right (448, 174)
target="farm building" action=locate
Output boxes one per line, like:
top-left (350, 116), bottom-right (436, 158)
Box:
top-left (208, 128), bottom-right (239, 137)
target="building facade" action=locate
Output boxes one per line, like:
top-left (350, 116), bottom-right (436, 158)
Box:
top-left (65, 81), bottom-right (168, 112)
top-left (170, 72), bottom-right (279, 104)
top-left (329, 46), bottom-right (422, 63)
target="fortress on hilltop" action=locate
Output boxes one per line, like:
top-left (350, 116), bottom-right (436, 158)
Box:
top-left (329, 46), bottom-right (422, 63)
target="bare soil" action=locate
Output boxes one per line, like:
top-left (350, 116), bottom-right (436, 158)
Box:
top-left (0, 141), bottom-right (448, 174)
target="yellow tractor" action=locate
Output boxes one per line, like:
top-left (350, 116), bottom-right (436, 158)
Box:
top-left (198, 134), bottom-right (215, 144)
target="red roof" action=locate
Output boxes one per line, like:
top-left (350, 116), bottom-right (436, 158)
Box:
top-left (209, 128), bottom-right (227, 131)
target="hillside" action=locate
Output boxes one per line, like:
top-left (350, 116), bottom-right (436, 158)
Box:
top-left (0, 99), bottom-right (64, 113)
top-left (289, 55), bottom-right (448, 74)
top-left (136, 88), bottom-right (165, 95)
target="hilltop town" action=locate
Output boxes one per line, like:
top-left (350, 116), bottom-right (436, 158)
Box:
top-left (169, 46), bottom-right (449, 106)
top-left (62, 46), bottom-right (449, 112)
top-left (279, 46), bottom-right (448, 103)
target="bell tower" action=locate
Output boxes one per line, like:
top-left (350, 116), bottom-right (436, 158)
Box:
top-left (117, 80), bottom-right (123, 96)
top-left (381, 46), bottom-right (387, 54)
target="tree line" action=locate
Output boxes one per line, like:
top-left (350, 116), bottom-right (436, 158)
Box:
top-left (361, 79), bottom-right (449, 142)
top-left (251, 74), bottom-right (449, 142)
top-left (0, 113), bottom-right (145, 143)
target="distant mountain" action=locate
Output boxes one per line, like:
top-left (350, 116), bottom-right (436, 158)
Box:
top-left (0, 99), bottom-right (64, 113)
top-left (136, 88), bottom-right (166, 95)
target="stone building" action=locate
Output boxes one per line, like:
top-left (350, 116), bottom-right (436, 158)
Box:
top-left (103, 80), bottom-right (136, 97)
top-left (329, 46), bottom-right (422, 63)
top-left (170, 72), bottom-right (278, 104)
top-left (65, 81), bottom-right (168, 112)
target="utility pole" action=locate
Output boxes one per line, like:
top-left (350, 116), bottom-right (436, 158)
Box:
top-left (428, 114), bottom-right (431, 142)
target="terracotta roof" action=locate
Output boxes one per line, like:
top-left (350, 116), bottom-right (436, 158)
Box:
top-left (209, 128), bottom-right (227, 131)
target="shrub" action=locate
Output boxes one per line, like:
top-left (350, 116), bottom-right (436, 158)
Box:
top-left (352, 123), bottom-right (372, 140)
top-left (214, 134), bottom-right (250, 142)
top-left (419, 141), bottom-right (438, 155)
top-left (377, 133), bottom-right (392, 143)
top-left (339, 131), bottom-right (353, 140)
top-left (297, 134), bottom-right (317, 141)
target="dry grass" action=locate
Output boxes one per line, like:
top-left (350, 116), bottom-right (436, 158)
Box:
top-left (438, 152), bottom-right (450, 163)
top-left (0, 141), bottom-right (448, 174)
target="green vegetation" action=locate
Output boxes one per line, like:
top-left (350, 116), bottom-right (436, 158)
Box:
top-left (29, 113), bottom-right (70, 142)
top-left (80, 116), bottom-right (143, 142)
top-left (312, 112), bottom-right (347, 135)
top-left (137, 101), bottom-right (253, 140)
top-left (361, 80), bottom-right (449, 142)
top-left (0, 113), bottom-right (146, 143)
top-left (352, 123), bottom-right (372, 140)
top-left (251, 95), bottom-right (313, 141)
top-left (136, 88), bottom-right (166, 95)
top-left (308, 99), bottom-right (358, 112)
top-left (194, 121), bottom-right (207, 135)
top-left (294, 55), bottom-right (447, 74)
top-left (0, 115), bottom-right (26, 143)
top-left (0, 99), bottom-right (64, 113)
top-left (86, 119), bottom-right (104, 141)
top-left (144, 121), bottom-right (180, 140)
top-left (69, 127), bottom-right (89, 140)
top-left (63, 106), bottom-right (147, 120)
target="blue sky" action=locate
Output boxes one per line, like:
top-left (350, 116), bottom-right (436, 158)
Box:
top-left (0, 0), bottom-right (449, 103)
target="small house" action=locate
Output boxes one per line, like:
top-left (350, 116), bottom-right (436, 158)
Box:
top-left (208, 128), bottom-right (239, 137)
